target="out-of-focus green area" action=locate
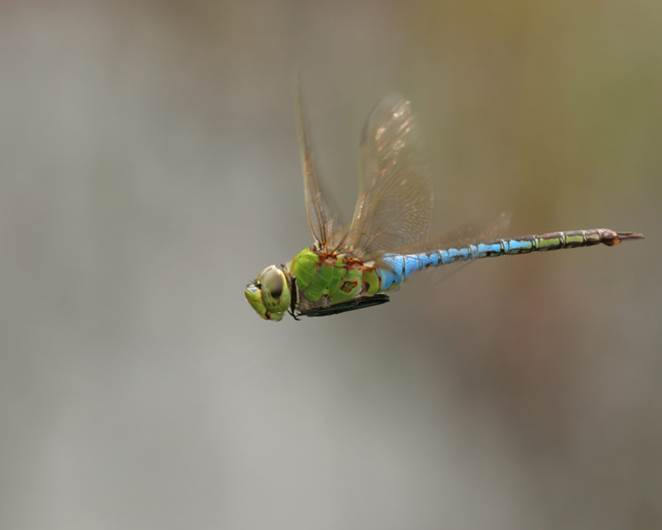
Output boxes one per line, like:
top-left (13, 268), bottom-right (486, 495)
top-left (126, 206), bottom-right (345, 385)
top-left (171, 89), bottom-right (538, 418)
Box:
top-left (0, 2), bottom-right (659, 529)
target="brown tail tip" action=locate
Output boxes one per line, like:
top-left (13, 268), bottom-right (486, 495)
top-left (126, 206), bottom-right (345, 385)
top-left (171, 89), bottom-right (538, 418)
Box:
top-left (603, 230), bottom-right (645, 246)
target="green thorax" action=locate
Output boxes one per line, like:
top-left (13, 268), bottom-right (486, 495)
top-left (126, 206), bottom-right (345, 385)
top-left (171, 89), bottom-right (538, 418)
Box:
top-left (288, 248), bottom-right (380, 309)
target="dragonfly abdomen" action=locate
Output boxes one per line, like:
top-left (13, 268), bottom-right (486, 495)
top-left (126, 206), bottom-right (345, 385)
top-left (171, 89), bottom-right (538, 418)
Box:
top-left (378, 228), bottom-right (643, 290)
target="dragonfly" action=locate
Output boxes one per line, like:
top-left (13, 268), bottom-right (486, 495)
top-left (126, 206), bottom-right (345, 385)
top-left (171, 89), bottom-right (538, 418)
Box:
top-left (244, 94), bottom-right (643, 321)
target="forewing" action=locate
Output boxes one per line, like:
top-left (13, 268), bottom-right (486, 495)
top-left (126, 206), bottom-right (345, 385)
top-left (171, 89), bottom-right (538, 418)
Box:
top-left (297, 88), bottom-right (345, 249)
top-left (345, 95), bottom-right (433, 259)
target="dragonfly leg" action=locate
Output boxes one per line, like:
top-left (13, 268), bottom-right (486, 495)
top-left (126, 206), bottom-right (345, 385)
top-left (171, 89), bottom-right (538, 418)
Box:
top-left (301, 294), bottom-right (390, 317)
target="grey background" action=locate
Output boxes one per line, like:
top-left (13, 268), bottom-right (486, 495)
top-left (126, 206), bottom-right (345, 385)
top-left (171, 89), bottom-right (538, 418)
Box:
top-left (1, 1), bottom-right (660, 529)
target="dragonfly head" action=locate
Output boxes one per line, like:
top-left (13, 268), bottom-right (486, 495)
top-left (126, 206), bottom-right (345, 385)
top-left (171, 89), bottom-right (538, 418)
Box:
top-left (244, 265), bottom-right (292, 321)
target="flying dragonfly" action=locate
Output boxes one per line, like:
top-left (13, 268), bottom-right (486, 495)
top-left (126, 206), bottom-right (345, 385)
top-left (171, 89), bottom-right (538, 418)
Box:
top-left (244, 94), bottom-right (643, 321)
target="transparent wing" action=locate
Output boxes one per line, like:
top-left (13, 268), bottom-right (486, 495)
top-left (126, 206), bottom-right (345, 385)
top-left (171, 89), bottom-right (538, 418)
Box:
top-left (378, 212), bottom-right (513, 284)
top-left (344, 95), bottom-right (433, 259)
top-left (389, 212), bottom-right (512, 256)
top-left (297, 87), bottom-right (346, 250)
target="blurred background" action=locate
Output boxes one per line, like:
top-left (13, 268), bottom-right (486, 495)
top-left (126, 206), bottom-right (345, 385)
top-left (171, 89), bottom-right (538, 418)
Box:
top-left (1, 1), bottom-right (660, 529)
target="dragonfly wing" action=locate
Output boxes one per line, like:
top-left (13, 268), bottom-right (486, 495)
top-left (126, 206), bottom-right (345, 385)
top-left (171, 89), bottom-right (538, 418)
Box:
top-left (345, 95), bottom-right (433, 259)
top-left (297, 87), bottom-right (346, 250)
top-left (373, 212), bottom-right (512, 280)
top-left (388, 212), bottom-right (513, 256)
top-left (378, 212), bottom-right (512, 286)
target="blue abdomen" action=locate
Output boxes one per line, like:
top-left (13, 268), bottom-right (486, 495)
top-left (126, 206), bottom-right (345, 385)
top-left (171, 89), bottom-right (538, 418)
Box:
top-left (376, 228), bottom-right (639, 291)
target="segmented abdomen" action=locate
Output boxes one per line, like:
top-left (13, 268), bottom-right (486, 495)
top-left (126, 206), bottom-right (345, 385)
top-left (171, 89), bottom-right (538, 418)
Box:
top-left (378, 228), bottom-right (642, 290)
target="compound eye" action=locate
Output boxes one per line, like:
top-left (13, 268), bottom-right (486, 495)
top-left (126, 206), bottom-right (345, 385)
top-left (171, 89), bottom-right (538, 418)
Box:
top-left (261, 266), bottom-right (283, 299)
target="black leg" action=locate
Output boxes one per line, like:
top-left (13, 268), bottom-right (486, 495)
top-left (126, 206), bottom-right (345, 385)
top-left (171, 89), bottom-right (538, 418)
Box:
top-left (300, 294), bottom-right (390, 317)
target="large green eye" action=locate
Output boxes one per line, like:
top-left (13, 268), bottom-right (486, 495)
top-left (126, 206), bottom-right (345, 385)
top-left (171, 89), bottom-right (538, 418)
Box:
top-left (245, 265), bottom-right (291, 321)
top-left (261, 267), bottom-right (284, 299)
